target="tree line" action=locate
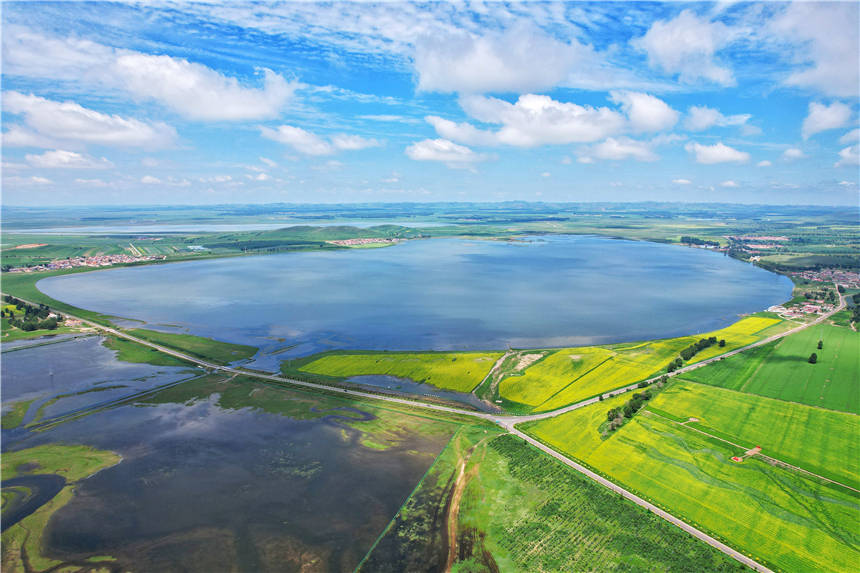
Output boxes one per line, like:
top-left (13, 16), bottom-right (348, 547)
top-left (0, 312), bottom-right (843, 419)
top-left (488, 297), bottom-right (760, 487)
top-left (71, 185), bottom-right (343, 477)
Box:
top-left (666, 337), bottom-right (723, 373)
top-left (2, 295), bottom-right (62, 331)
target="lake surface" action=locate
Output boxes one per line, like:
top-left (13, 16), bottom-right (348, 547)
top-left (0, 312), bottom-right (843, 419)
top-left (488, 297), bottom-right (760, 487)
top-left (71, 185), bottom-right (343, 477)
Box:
top-left (38, 235), bottom-right (793, 364)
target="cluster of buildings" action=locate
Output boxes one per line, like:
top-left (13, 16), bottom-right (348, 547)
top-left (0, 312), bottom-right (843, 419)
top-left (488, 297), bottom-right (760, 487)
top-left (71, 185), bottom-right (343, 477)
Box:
top-left (768, 302), bottom-right (837, 320)
top-left (326, 238), bottom-right (402, 247)
top-left (791, 269), bottom-right (860, 289)
top-left (7, 253), bottom-right (166, 273)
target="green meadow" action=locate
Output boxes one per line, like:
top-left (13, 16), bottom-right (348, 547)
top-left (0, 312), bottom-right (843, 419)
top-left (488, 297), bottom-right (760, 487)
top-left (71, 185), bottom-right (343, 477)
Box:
top-left (297, 351), bottom-right (503, 393)
top-left (681, 321), bottom-right (859, 413)
top-left (523, 392), bottom-right (860, 573)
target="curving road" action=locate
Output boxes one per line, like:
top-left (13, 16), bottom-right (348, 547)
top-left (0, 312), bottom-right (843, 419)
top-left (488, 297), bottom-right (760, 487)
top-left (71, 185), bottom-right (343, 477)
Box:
top-left (4, 288), bottom-right (845, 573)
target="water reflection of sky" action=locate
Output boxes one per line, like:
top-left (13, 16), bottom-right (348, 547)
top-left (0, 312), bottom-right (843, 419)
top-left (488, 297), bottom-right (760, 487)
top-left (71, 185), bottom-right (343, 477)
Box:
top-left (39, 235), bottom-right (793, 369)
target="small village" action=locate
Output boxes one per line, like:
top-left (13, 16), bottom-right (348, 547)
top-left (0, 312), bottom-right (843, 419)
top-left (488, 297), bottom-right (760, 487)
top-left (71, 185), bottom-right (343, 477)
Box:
top-left (326, 237), bottom-right (403, 247)
top-left (6, 253), bottom-right (166, 273)
top-left (791, 268), bottom-right (860, 289)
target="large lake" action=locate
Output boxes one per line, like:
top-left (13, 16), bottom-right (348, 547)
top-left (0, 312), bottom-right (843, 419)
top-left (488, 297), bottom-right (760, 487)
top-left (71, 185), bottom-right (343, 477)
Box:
top-left (38, 235), bottom-right (793, 362)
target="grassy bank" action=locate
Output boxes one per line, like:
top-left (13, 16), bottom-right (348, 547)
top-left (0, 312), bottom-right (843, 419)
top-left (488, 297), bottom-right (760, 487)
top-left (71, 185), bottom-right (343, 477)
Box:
top-left (124, 328), bottom-right (257, 365)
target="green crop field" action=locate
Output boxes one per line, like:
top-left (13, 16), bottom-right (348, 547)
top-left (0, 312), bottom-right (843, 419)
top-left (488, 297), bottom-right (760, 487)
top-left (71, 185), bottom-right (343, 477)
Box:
top-left (685, 315), bottom-right (787, 364)
top-left (681, 321), bottom-right (859, 413)
top-left (528, 338), bottom-right (694, 412)
top-left (454, 434), bottom-right (740, 572)
top-left (646, 380), bottom-right (860, 488)
top-left (298, 351), bottom-right (502, 393)
top-left (362, 427), bottom-right (739, 572)
top-left (523, 393), bottom-right (860, 573)
top-left (498, 347), bottom-right (613, 407)
top-left (495, 316), bottom-right (790, 413)
top-left (125, 328), bottom-right (257, 365)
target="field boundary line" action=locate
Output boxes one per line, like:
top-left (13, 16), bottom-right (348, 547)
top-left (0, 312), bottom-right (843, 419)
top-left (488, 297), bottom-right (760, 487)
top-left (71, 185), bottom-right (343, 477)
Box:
top-left (532, 355), bottom-right (615, 412)
top-left (503, 426), bottom-right (775, 573)
top-left (645, 409), bottom-right (860, 494)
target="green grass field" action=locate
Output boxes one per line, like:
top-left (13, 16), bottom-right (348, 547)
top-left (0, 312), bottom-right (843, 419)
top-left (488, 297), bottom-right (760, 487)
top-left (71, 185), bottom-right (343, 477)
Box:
top-left (523, 392), bottom-right (860, 573)
top-left (103, 335), bottom-right (192, 367)
top-left (125, 328), bottom-right (257, 365)
top-left (298, 351), bottom-right (503, 393)
top-left (646, 380), bottom-right (860, 489)
top-left (681, 321), bottom-right (859, 413)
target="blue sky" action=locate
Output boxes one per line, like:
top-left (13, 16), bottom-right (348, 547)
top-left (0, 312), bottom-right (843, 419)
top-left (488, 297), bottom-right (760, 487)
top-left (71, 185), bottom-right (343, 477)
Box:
top-left (2, 1), bottom-right (858, 206)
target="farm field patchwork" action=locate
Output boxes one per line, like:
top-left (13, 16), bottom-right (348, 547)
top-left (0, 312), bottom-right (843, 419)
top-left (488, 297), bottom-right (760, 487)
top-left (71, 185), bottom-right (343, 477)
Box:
top-left (522, 392), bottom-right (860, 573)
top-left (680, 321), bottom-right (859, 413)
top-left (646, 380), bottom-right (860, 488)
top-left (298, 351), bottom-right (503, 393)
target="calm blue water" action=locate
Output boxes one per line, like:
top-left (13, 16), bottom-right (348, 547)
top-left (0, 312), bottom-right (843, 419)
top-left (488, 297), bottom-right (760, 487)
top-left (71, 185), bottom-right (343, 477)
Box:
top-left (38, 236), bottom-right (793, 362)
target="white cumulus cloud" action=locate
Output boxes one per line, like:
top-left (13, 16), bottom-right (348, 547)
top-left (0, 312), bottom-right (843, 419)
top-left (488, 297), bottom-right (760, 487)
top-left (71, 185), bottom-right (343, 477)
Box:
top-left (672, 178), bottom-right (692, 184)
top-left (783, 148), bottom-right (805, 161)
top-left (839, 128), bottom-right (860, 145)
top-left (404, 138), bottom-right (488, 168)
top-left (757, 160), bottom-right (772, 167)
top-left (330, 133), bottom-right (381, 151)
top-left (589, 137), bottom-right (658, 162)
top-left (771, 2), bottom-right (860, 97)
top-left (414, 23), bottom-right (587, 94)
top-left (801, 102), bottom-right (852, 139)
top-left (3, 91), bottom-right (176, 149)
top-left (633, 10), bottom-right (735, 86)
top-left (836, 145), bottom-right (860, 167)
top-left (609, 91), bottom-right (679, 133)
top-left (261, 125), bottom-right (379, 155)
top-left (456, 94), bottom-right (626, 147)
top-left (685, 141), bottom-right (749, 164)
top-left (720, 180), bottom-right (739, 188)
top-left (140, 175), bottom-right (162, 184)
top-left (25, 149), bottom-right (113, 169)
top-left (3, 27), bottom-right (297, 121)
top-left (684, 105), bottom-right (751, 131)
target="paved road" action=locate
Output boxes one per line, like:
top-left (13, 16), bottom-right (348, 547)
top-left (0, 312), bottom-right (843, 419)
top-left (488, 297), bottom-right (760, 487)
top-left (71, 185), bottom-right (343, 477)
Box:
top-left (5, 289), bottom-right (845, 573)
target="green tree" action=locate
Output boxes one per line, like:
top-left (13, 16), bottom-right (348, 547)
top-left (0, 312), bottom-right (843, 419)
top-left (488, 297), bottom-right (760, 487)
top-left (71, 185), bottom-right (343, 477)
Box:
top-left (817, 340), bottom-right (823, 350)
top-left (808, 353), bottom-right (818, 364)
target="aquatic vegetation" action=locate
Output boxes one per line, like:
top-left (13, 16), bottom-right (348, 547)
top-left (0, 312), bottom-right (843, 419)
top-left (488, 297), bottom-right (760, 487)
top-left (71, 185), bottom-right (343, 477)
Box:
top-left (2, 444), bottom-right (122, 573)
